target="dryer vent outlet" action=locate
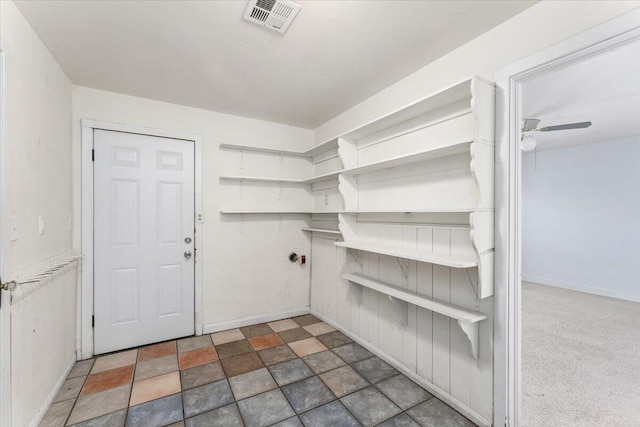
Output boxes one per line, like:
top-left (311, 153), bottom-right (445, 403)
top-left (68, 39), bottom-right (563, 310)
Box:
top-left (243, 0), bottom-right (302, 34)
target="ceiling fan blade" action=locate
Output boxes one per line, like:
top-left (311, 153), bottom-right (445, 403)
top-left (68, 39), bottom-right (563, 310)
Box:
top-left (537, 121), bottom-right (592, 132)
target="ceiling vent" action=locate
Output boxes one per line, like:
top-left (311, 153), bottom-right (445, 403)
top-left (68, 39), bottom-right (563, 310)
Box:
top-left (243, 0), bottom-right (301, 34)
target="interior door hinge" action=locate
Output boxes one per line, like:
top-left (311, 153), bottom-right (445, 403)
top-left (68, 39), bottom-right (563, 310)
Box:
top-left (92, 315), bottom-right (95, 328)
top-left (92, 149), bottom-right (95, 162)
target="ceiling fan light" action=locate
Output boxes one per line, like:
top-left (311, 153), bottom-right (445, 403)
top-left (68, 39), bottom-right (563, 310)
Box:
top-left (521, 135), bottom-right (537, 152)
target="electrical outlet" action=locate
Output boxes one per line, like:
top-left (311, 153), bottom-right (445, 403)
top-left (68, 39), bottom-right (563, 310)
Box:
top-left (324, 194), bottom-right (329, 206)
top-left (38, 215), bottom-right (45, 235)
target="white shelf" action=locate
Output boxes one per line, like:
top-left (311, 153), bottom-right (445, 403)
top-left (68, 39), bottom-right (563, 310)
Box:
top-left (343, 272), bottom-right (486, 358)
top-left (219, 171), bottom-right (343, 185)
top-left (302, 228), bottom-right (342, 235)
top-left (342, 141), bottom-right (472, 175)
top-left (219, 175), bottom-right (304, 184)
top-left (219, 143), bottom-right (310, 158)
top-left (342, 77), bottom-right (487, 141)
top-left (343, 208), bottom-right (479, 214)
top-left (221, 210), bottom-right (342, 215)
top-left (300, 170), bottom-right (343, 184)
top-left (335, 241), bottom-right (477, 268)
top-left (219, 140), bottom-right (340, 158)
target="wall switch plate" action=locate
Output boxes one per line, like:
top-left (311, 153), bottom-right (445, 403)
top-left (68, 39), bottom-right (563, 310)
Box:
top-left (324, 194), bottom-right (329, 205)
top-left (38, 215), bottom-right (45, 235)
top-left (10, 214), bottom-right (18, 241)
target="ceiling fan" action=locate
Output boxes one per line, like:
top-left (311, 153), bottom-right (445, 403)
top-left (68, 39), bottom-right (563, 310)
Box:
top-left (521, 118), bottom-right (592, 151)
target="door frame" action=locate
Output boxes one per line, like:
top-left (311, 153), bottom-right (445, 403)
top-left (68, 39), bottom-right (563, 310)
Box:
top-left (493, 9), bottom-right (640, 427)
top-left (81, 119), bottom-right (204, 358)
top-left (0, 46), bottom-right (12, 427)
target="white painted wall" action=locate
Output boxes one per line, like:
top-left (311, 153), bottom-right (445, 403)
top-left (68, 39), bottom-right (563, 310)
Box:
top-left (72, 87), bottom-right (315, 329)
top-left (315, 1), bottom-right (640, 144)
top-left (522, 137), bottom-right (640, 301)
top-left (1, 0), bottom-right (73, 272)
top-left (1, 2), bottom-right (76, 426)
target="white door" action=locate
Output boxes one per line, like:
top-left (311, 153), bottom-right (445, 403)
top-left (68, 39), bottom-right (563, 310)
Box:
top-left (93, 129), bottom-right (195, 354)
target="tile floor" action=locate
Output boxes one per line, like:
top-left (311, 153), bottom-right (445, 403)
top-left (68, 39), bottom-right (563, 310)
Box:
top-left (39, 315), bottom-right (475, 427)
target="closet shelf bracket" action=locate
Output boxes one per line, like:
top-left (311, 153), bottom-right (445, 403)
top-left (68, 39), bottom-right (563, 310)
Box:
top-left (458, 320), bottom-right (480, 359)
top-left (388, 295), bottom-right (409, 326)
top-left (464, 268), bottom-right (479, 300)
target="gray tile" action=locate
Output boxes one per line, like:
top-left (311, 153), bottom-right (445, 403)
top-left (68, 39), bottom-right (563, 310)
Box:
top-left (271, 416), bottom-right (303, 427)
top-left (281, 376), bottom-right (335, 413)
top-left (318, 365), bottom-right (369, 397)
top-left (377, 413), bottom-right (420, 427)
top-left (166, 423), bottom-right (184, 427)
top-left (257, 344), bottom-right (297, 366)
top-left (315, 331), bottom-right (353, 349)
top-left (183, 379), bottom-right (234, 418)
top-left (241, 323), bottom-right (273, 338)
top-left (352, 357), bottom-right (398, 384)
top-left (228, 367), bottom-right (277, 400)
top-left (268, 358), bottom-right (314, 386)
top-left (68, 359), bottom-right (95, 379)
top-left (53, 376), bottom-right (85, 403)
top-left (134, 354), bottom-right (178, 381)
top-left (177, 336), bottom-right (213, 353)
top-left (39, 399), bottom-right (75, 427)
top-left (292, 314), bottom-right (322, 327)
top-left (302, 350), bottom-right (346, 374)
top-left (299, 401), bottom-right (361, 427)
top-left (180, 361), bottom-right (226, 390)
top-left (277, 327), bottom-right (312, 343)
top-left (67, 384), bottom-right (130, 425)
top-left (406, 399), bottom-right (475, 427)
top-left (126, 392), bottom-right (183, 427)
top-left (331, 343), bottom-right (373, 364)
top-left (68, 409), bottom-right (126, 427)
top-left (340, 387), bottom-right (401, 426)
top-left (215, 339), bottom-right (254, 359)
top-left (376, 375), bottom-right (433, 410)
top-left (237, 389), bottom-right (295, 427)
top-left (185, 403), bottom-right (243, 427)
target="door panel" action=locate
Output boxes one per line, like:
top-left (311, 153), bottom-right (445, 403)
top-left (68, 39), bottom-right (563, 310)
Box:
top-left (94, 130), bottom-right (195, 354)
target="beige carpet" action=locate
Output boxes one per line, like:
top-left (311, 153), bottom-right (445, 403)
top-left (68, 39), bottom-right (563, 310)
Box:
top-left (522, 282), bottom-right (640, 427)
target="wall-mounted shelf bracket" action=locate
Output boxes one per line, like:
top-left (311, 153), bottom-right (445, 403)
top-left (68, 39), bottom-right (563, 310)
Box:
top-left (349, 282), bottom-right (363, 305)
top-left (464, 268), bottom-right (479, 300)
top-left (388, 295), bottom-right (409, 326)
top-left (395, 257), bottom-right (409, 284)
top-left (458, 320), bottom-right (480, 359)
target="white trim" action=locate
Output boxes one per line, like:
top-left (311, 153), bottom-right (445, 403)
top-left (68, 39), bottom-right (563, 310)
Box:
top-left (28, 357), bottom-right (75, 427)
top-left (493, 9), bottom-right (640, 426)
top-left (202, 306), bottom-right (310, 334)
top-left (310, 309), bottom-right (490, 427)
top-left (522, 277), bottom-right (640, 304)
top-left (0, 46), bottom-right (12, 427)
top-left (80, 120), bottom-right (204, 358)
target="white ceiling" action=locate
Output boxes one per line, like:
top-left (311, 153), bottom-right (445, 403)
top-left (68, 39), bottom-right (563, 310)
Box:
top-left (522, 40), bottom-right (640, 152)
top-left (15, 0), bottom-right (535, 129)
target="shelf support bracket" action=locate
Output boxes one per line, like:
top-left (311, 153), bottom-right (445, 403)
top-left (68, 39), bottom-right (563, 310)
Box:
top-left (395, 257), bottom-right (409, 285)
top-left (240, 148), bottom-right (244, 172)
top-left (458, 320), bottom-right (480, 359)
top-left (278, 182), bottom-right (282, 201)
top-left (349, 282), bottom-right (363, 305)
top-left (388, 295), bottom-right (409, 326)
top-left (464, 268), bottom-right (479, 300)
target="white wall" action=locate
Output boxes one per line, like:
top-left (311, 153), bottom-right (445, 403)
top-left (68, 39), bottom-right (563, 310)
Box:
top-left (72, 87), bottom-right (315, 329)
top-left (522, 137), bottom-right (640, 301)
top-left (1, 2), bottom-right (76, 426)
top-left (1, 0), bottom-right (73, 272)
top-left (315, 1), bottom-right (640, 144)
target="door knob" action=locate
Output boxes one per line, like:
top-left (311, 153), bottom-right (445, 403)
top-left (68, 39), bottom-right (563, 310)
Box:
top-left (184, 251), bottom-right (192, 260)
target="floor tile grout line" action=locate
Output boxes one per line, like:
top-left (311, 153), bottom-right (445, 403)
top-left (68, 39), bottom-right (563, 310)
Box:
top-left (61, 359), bottom-right (94, 427)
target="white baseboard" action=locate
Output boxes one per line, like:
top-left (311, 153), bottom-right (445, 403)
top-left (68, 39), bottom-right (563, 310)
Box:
top-left (202, 306), bottom-right (310, 334)
top-left (522, 276), bottom-right (640, 303)
top-left (310, 309), bottom-right (491, 427)
top-left (29, 356), bottom-right (76, 427)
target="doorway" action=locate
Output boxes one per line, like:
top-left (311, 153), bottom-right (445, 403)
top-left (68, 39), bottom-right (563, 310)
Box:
top-left (81, 121), bottom-right (204, 358)
top-left (494, 9), bottom-right (640, 427)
